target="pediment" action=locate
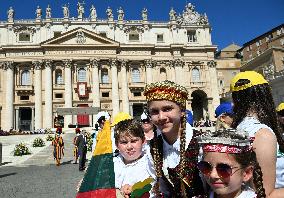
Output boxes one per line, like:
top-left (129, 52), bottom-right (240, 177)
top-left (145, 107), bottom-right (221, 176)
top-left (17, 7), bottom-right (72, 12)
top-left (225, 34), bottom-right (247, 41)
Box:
top-left (41, 27), bottom-right (119, 47)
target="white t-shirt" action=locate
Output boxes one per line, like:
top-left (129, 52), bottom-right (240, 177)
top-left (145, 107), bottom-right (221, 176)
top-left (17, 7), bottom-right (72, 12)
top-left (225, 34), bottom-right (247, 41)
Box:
top-left (113, 153), bottom-right (156, 197)
top-left (237, 116), bottom-right (284, 188)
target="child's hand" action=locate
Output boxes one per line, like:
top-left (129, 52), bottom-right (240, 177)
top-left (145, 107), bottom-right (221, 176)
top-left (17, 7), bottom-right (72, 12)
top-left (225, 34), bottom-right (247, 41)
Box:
top-left (120, 184), bottom-right (132, 198)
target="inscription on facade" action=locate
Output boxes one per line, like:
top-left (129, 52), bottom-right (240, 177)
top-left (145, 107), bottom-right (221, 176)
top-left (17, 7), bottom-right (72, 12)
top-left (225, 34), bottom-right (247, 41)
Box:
top-left (46, 50), bottom-right (116, 55)
top-left (6, 52), bottom-right (43, 57)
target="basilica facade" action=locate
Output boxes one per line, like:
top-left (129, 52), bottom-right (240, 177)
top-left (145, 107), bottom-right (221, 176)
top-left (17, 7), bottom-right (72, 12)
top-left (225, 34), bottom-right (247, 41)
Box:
top-left (0, 3), bottom-right (219, 131)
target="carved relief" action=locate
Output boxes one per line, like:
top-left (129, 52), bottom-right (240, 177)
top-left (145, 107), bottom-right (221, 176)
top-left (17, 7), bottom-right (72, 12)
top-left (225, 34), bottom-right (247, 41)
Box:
top-left (90, 59), bottom-right (99, 68)
top-left (13, 26), bottom-right (36, 35)
top-left (44, 60), bottom-right (53, 68)
top-left (76, 30), bottom-right (86, 44)
top-left (176, 3), bottom-right (209, 25)
top-left (174, 59), bottom-right (184, 67)
top-left (2, 61), bottom-right (14, 70)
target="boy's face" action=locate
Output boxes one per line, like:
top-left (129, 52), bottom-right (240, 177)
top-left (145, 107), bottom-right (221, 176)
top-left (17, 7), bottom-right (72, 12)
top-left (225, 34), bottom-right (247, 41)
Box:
top-left (116, 133), bottom-right (145, 164)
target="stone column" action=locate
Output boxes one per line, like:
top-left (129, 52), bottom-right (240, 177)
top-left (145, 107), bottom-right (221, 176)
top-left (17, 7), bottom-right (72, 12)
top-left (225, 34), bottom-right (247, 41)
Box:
top-left (3, 61), bottom-right (14, 131)
top-left (31, 107), bottom-right (35, 131)
top-left (121, 60), bottom-right (129, 113)
top-left (33, 61), bottom-right (43, 130)
top-left (174, 59), bottom-right (184, 85)
top-left (90, 59), bottom-right (100, 108)
top-left (44, 60), bottom-right (53, 128)
top-left (90, 59), bottom-right (100, 126)
top-left (15, 108), bottom-right (19, 130)
top-left (168, 61), bottom-right (176, 82)
top-left (63, 59), bottom-right (73, 127)
top-left (207, 60), bottom-right (220, 120)
top-left (111, 59), bottom-right (119, 117)
top-left (145, 59), bottom-right (153, 84)
top-left (207, 98), bottom-right (214, 120)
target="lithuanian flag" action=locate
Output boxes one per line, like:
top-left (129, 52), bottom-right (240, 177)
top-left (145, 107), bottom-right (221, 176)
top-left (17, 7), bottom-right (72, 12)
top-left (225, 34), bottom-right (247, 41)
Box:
top-left (76, 120), bottom-right (116, 198)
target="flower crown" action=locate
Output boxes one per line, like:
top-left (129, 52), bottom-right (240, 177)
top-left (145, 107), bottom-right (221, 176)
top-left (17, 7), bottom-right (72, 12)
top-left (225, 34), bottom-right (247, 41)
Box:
top-left (143, 80), bottom-right (188, 108)
top-left (197, 129), bottom-right (252, 154)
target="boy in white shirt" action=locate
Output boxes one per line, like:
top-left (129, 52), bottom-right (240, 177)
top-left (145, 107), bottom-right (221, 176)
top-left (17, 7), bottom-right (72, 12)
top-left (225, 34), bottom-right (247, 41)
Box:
top-left (113, 119), bottom-right (156, 197)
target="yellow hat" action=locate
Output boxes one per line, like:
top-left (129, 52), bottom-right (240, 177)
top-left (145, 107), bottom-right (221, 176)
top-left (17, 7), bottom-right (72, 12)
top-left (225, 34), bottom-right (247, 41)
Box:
top-left (230, 71), bottom-right (268, 92)
top-left (143, 80), bottom-right (188, 108)
top-left (111, 112), bottom-right (132, 127)
top-left (276, 103), bottom-right (284, 112)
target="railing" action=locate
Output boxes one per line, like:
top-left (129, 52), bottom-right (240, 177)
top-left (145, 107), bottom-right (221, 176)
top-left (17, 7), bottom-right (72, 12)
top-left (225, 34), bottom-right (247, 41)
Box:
top-left (53, 84), bottom-right (65, 89)
top-left (15, 85), bottom-right (33, 91)
top-left (190, 81), bottom-right (206, 87)
top-left (128, 82), bottom-right (145, 88)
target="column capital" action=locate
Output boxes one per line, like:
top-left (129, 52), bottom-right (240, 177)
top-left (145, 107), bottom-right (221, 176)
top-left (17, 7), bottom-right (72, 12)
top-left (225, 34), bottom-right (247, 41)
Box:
top-left (44, 59), bottom-right (53, 68)
top-left (90, 58), bottom-right (99, 68)
top-left (119, 59), bottom-right (128, 67)
top-left (174, 58), bottom-right (184, 67)
top-left (1, 61), bottom-right (14, 70)
top-left (207, 60), bottom-right (217, 68)
top-left (145, 59), bottom-right (153, 68)
top-left (32, 60), bottom-right (43, 70)
top-left (63, 59), bottom-right (72, 68)
top-left (109, 58), bottom-right (118, 67)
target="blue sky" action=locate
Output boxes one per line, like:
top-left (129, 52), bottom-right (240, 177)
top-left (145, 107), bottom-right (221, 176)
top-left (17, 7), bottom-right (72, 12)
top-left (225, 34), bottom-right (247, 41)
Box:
top-left (0, 0), bottom-right (283, 50)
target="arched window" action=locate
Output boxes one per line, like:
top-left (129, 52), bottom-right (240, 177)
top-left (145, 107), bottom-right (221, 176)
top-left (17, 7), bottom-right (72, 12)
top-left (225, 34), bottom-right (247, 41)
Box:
top-left (132, 68), bottom-right (140, 83)
top-left (101, 69), bottom-right (109, 83)
top-left (78, 68), bottom-right (87, 82)
top-left (191, 68), bottom-right (200, 82)
top-left (160, 68), bottom-right (167, 81)
top-left (55, 69), bottom-right (63, 85)
top-left (21, 70), bottom-right (31, 85)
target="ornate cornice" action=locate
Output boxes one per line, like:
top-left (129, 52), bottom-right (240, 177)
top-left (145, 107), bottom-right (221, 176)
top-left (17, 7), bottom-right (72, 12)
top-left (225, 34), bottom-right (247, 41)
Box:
top-left (13, 25), bottom-right (36, 34)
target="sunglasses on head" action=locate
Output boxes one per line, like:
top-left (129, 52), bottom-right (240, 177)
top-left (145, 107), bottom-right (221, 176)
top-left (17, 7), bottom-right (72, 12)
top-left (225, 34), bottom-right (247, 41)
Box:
top-left (197, 161), bottom-right (241, 179)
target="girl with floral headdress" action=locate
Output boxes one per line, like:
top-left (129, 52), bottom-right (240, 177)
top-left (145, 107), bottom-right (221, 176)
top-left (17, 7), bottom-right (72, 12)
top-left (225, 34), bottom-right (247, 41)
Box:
top-left (144, 80), bottom-right (205, 197)
top-left (197, 128), bottom-right (265, 198)
top-left (230, 71), bottom-right (284, 197)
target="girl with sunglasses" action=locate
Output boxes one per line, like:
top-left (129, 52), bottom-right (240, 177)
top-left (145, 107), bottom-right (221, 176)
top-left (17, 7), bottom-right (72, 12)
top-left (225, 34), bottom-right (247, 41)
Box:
top-left (197, 129), bottom-right (265, 198)
top-left (144, 80), bottom-right (205, 197)
top-left (231, 71), bottom-right (284, 197)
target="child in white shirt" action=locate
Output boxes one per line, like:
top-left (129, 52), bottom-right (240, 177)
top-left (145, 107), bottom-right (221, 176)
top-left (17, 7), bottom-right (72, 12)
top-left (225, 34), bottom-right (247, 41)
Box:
top-left (113, 119), bottom-right (156, 197)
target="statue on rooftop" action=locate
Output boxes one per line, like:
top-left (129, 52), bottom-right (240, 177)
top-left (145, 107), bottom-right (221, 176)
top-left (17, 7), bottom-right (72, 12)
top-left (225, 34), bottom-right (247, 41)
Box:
top-left (90, 5), bottom-right (97, 21)
top-left (62, 4), bottom-right (69, 18)
top-left (117, 7), bottom-right (124, 21)
top-left (142, 8), bottom-right (148, 21)
top-left (169, 7), bottom-right (176, 21)
top-left (77, 2), bottom-right (85, 18)
top-left (106, 7), bottom-right (113, 21)
top-left (46, 4), bottom-right (51, 18)
top-left (7, 7), bottom-right (14, 22)
top-left (35, 5), bottom-right (42, 20)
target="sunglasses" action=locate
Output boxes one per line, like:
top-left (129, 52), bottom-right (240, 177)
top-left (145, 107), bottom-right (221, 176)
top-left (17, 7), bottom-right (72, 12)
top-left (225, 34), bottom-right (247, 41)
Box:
top-left (197, 161), bottom-right (242, 179)
top-left (141, 119), bottom-right (150, 124)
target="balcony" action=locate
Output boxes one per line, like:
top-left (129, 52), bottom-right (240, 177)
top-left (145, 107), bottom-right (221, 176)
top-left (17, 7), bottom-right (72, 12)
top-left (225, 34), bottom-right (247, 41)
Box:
top-left (99, 83), bottom-right (112, 89)
top-left (15, 85), bottom-right (34, 94)
top-left (190, 81), bottom-right (206, 88)
top-left (128, 82), bottom-right (145, 91)
top-left (53, 84), bottom-right (65, 90)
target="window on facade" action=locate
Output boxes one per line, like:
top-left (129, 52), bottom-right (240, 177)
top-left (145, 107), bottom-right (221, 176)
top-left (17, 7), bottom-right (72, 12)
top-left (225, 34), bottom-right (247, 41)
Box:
top-left (187, 30), bottom-right (197, 42)
top-left (99, 32), bottom-right (107, 37)
top-left (54, 31), bottom-right (61, 38)
top-left (157, 34), bottom-right (164, 42)
top-left (21, 70), bottom-right (31, 85)
top-left (78, 68), bottom-right (87, 82)
top-left (132, 68), bottom-right (140, 83)
top-left (133, 92), bottom-right (142, 97)
top-left (160, 68), bottom-right (167, 81)
top-left (101, 69), bottom-right (109, 83)
top-left (191, 68), bottom-right (200, 82)
top-left (55, 69), bottom-right (64, 84)
top-left (55, 93), bottom-right (63, 98)
top-left (129, 33), bottom-right (139, 41)
top-left (20, 95), bottom-right (29, 100)
top-left (19, 33), bottom-right (31, 42)
top-left (256, 41), bottom-right (260, 47)
top-left (102, 92), bottom-right (109, 97)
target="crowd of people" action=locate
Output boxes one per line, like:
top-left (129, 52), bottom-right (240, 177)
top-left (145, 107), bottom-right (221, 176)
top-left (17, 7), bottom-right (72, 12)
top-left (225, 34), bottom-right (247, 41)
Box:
top-left (73, 71), bottom-right (284, 197)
